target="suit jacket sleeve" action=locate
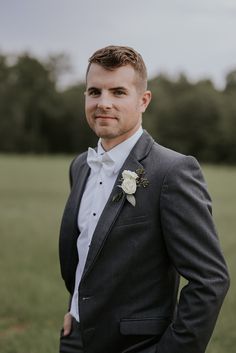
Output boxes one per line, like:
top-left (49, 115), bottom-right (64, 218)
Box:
top-left (157, 156), bottom-right (230, 353)
top-left (66, 156), bottom-right (78, 310)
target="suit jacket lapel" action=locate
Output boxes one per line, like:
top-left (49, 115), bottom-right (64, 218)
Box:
top-left (82, 131), bottom-right (154, 280)
top-left (66, 157), bottom-right (90, 237)
top-left (59, 155), bottom-right (90, 288)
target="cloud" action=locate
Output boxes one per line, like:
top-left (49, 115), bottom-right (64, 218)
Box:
top-left (0, 0), bottom-right (235, 87)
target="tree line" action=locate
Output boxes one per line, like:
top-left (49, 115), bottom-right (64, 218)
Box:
top-left (0, 52), bottom-right (236, 163)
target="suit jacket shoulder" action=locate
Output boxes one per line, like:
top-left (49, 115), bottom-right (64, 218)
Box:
top-left (69, 151), bottom-right (88, 188)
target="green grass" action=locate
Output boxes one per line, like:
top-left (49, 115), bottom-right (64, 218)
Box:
top-left (0, 155), bottom-right (69, 353)
top-left (0, 156), bottom-right (235, 352)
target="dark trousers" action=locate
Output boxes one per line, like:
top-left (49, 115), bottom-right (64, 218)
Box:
top-left (59, 318), bottom-right (84, 353)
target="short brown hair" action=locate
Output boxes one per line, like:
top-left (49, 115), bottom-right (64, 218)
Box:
top-left (86, 45), bottom-right (148, 91)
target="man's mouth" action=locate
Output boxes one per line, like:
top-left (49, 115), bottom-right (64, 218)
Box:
top-left (95, 115), bottom-right (117, 120)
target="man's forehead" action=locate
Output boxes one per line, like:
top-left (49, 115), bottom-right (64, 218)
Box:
top-left (86, 64), bottom-right (137, 89)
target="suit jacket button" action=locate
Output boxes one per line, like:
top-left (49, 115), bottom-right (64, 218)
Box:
top-left (82, 296), bottom-right (91, 301)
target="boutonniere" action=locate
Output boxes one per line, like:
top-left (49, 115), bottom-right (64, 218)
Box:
top-left (112, 168), bottom-right (149, 207)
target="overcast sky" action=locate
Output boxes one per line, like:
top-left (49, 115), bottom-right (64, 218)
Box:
top-left (1, 0), bottom-right (236, 88)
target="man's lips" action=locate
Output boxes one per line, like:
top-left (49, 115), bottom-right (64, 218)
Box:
top-left (95, 115), bottom-right (117, 120)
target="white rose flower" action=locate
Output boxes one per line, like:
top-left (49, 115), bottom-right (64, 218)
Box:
top-left (121, 178), bottom-right (137, 195)
top-left (122, 170), bottom-right (138, 180)
top-left (113, 168), bottom-right (148, 207)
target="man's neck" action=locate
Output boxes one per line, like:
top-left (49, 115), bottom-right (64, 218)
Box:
top-left (101, 126), bottom-right (142, 151)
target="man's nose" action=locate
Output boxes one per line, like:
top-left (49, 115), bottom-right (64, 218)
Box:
top-left (97, 93), bottom-right (112, 109)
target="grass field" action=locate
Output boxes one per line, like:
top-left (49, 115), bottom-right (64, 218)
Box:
top-left (0, 155), bottom-right (235, 353)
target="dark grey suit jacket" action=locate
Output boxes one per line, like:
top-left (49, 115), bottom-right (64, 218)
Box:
top-left (59, 130), bottom-right (229, 353)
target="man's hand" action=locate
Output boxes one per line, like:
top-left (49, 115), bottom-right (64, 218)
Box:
top-left (63, 312), bottom-right (73, 336)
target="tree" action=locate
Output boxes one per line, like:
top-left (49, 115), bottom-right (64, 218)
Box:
top-left (0, 51), bottom-right (236, 163)
top-left (225, 69), bottom-right (236, 92)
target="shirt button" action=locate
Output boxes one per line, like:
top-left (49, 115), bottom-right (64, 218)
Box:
top-left (99, 181), bottom-right (102, 185)
top-left (93, 213), bottom-right (96, 216)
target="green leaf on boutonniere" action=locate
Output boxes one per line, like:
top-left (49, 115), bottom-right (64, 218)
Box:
top-left (112, 192), bottom-right (123, 202)
top-left (139, 177), bottom-right (149, 187)
top-left (135, 168), bottom-right (145, 176)
top-left (135, 168), bottom-right (149, 188)
top-left (126, 194), bottom-right (136, 207)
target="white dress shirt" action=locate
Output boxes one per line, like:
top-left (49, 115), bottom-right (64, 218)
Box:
top-left (70, 127), bottom-right (143, 322)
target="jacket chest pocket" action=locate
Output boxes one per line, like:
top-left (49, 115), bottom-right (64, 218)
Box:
top-left (114, 215), bottom-right (149, 228)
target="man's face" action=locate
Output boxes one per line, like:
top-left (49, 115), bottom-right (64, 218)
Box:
top-left (85, 63), bottom-right (151, 150)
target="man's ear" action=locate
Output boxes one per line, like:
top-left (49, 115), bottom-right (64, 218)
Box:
top-left (140, 90), bottom-right (152, 113)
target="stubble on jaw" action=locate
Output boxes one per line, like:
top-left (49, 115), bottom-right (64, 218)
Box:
top-left (95, 123), bottom-right (142, 151)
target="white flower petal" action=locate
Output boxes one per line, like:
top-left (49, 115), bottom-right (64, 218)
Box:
top-left (121, 179), bottom-right (137, 194)
top-left (122, 170), bottom-right (138, 180)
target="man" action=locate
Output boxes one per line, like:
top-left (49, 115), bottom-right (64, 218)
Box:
top-left (59, 45), bottom-right (229, 353)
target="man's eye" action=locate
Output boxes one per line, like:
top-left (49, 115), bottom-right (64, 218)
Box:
top-left (88, 90), bottom-right (100, 96)
top-left (114, 90), bottom-right (126, 95)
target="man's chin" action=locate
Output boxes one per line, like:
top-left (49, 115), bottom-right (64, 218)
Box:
top-left (94, 128), bottom-right (117, 140)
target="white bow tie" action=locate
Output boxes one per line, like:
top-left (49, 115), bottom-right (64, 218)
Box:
top-left (87, 147), bottom-right (115, 176)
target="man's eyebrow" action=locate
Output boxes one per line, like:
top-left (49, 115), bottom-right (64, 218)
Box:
top-left (109, 86), bottom-right (128, 91)
top-left (87, 86), bottom-right (100, 92)
top-left (86, 86), bottom-right (128, 92)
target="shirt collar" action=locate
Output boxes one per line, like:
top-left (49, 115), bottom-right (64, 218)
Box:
top-left (97, 126), bottom-right (143, 174)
